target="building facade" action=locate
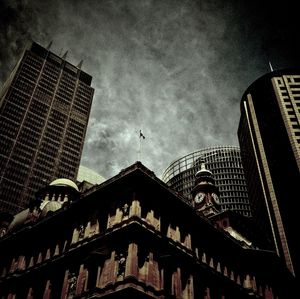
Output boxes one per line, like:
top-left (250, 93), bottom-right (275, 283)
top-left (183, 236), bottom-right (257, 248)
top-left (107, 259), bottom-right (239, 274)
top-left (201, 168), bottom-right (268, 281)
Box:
top-left (0, 162), bottom-right (295, 298)
top-left (238, 68), bottom-right (300, 278)
top-left (162, 146), bottom-right (251, 217)
top-left (0, 42), bottom-right (94, 215)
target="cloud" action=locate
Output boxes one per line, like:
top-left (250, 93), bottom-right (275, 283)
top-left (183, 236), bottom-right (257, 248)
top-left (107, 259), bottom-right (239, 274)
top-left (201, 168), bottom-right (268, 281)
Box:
top-left (1, 0), bottom-right (299, 179)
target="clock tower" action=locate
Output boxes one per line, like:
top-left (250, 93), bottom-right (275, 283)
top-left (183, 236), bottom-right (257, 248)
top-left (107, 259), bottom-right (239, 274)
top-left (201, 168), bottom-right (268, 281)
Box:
top-left (191, 163), bottom-right (220, 217)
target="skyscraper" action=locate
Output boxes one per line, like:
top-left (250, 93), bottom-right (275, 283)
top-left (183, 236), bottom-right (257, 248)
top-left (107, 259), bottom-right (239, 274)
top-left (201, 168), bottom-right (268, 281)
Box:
top-left (238, 68), bottom-right (300, 277)
top-left (162, 146), bottom-right (251, 217)
top-left (0, 41), bottom-right (94, 215)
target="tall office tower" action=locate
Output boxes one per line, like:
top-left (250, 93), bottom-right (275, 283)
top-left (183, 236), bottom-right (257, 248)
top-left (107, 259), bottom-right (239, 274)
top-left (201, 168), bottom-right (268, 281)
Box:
top-left (162, 146), bottom-right (251, 217)
top-left (0, 42), bottom-right (94, 215)
top-left (238, 68), bottom-right (300, 277)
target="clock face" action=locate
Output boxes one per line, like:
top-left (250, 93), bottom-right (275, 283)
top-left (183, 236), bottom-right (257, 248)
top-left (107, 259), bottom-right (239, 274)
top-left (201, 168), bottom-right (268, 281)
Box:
top-left (195, 192), bottom-right (205, 203)
top-left (211, 193), bottom-right (220, 204)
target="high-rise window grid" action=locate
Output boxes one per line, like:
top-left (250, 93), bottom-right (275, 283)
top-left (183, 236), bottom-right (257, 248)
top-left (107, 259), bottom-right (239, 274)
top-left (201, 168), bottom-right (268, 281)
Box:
top-left (162, 146), bottom-right (251, 217)
top-left (0, 42), bottom-right (94, 214)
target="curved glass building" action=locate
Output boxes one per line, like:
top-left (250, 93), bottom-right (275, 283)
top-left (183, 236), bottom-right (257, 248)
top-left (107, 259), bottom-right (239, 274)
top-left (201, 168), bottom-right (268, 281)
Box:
top-left (162, 146), bottom-right (251, 217)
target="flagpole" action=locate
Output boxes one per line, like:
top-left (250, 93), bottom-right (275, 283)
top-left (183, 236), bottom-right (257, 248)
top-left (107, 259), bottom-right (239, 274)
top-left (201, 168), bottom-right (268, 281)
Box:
top-left (138, 132), bottom-right (141, 161)
top-left (138, 130), bottom-right (145, 161)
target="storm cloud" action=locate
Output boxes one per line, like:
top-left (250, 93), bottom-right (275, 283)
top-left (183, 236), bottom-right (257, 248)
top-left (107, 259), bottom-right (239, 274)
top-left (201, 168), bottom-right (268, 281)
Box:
top-left (0, 0), bottom-right (299, 179)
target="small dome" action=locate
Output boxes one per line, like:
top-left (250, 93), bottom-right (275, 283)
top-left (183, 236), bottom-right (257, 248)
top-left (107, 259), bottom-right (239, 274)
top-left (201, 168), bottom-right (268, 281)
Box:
top-left (49, 178), bottom-right (79, 191)
top-left (7, 209), bottom-right (30, 232)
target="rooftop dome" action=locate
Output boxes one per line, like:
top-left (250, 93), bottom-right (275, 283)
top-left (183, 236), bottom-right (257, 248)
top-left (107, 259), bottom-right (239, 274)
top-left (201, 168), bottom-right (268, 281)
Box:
top-left (77, 165), bottom-right (106, 185)
top-left (49, 178), bottom-right (79, 192)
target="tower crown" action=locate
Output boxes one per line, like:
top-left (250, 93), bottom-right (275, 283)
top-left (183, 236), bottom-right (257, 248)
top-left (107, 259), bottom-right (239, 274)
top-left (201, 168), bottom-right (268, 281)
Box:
top-left (195, 163), bottom-right (215, 185)
top-left (192, 163), bottom-right (220, 217)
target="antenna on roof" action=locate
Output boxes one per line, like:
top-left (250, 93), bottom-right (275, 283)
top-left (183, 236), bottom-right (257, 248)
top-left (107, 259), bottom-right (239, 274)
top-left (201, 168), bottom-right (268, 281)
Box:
top-left (47, 41), bottom-right (53, 50)
top-left (62, 50), bottom-right (68, 60)
top-left (77, 60), bottom-right (83, 69)
top-left (269, 61), bottom-right (274, 72)
top-left (138, 130), bottom-right (146, 161)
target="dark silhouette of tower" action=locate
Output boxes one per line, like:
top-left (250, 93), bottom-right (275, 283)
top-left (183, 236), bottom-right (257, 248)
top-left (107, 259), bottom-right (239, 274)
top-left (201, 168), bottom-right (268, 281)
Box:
top-left (0, 41), bottom-right (94, 215)
top-left (238, 68), bottom-right (300, 278)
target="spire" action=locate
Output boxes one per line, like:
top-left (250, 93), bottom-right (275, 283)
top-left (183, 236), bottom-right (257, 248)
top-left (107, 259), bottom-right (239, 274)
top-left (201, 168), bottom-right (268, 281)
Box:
top-left (77, 60), bottom-right (83, 69)
top-left (47, 41), bottom-right (53, 50)
top-left (62, 50), bottom-right (68, 60)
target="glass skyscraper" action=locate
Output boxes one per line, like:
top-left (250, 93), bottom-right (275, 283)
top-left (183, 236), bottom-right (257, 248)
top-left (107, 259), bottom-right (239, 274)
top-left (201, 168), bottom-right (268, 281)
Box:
top-left (0, 42), bottom-right (94, 215)
top-left (162, 146), bottom-right (251, 217)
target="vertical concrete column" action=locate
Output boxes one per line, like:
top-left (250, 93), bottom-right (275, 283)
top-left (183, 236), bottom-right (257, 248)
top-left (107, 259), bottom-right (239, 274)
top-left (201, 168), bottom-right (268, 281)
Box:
top-left (125, 243), bottom-right (138, 278)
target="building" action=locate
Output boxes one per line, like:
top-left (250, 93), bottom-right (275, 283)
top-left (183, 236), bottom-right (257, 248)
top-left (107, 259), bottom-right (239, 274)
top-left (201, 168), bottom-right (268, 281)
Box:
top-left (0, 41), bottom-right (94, 215)
top-left (162, 146), bottom-right (251, 217)
top-left (0, 162), bottom-right (295, 298)
top-left (238, 68), bottom-right (300, 278)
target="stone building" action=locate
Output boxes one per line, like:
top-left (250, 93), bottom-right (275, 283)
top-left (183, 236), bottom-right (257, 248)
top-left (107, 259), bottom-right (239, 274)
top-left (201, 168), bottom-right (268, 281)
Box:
top-left (0, 162), bottom-right (295, 298)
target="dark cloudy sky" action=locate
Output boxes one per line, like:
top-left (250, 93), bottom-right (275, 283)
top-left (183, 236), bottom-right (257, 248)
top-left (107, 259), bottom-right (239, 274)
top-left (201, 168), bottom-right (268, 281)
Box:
top-left (0, 0), bottom-right (299, 179)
